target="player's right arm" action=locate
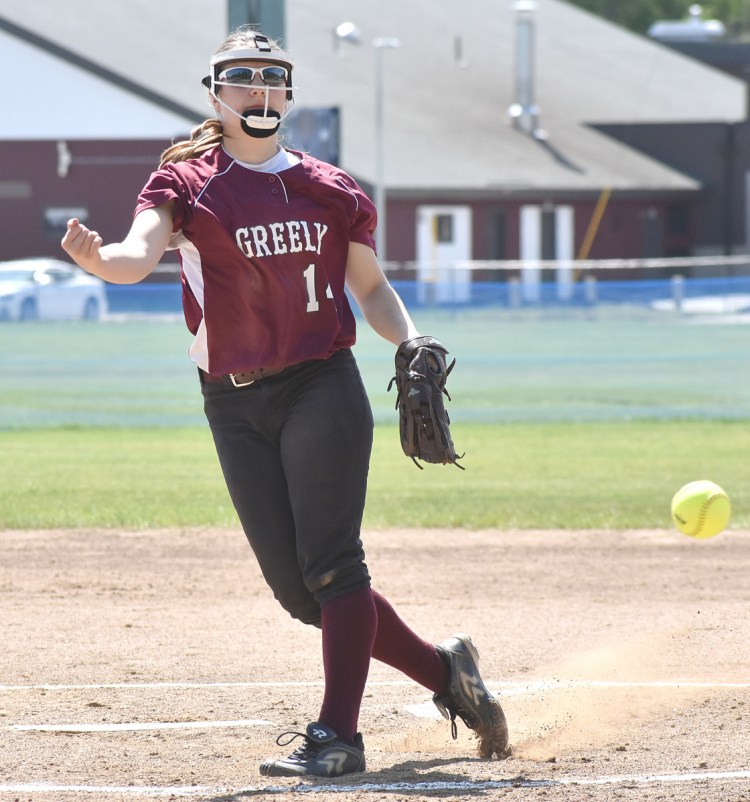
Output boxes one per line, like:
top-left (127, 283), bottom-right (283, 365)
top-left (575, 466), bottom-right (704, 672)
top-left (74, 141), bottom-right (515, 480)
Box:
top-left (61, 202), bottom-right (175, 284)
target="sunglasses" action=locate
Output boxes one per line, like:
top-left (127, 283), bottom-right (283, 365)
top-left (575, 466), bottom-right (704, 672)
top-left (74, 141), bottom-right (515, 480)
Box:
top-left (216, 65), bottom-right (289, 88)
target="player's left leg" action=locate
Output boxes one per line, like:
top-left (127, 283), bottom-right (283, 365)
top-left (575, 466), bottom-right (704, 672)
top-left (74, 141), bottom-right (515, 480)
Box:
top-left (258, 349), bottom-right (508, 771)
top-left (370, 591), bottom-right (509, 757)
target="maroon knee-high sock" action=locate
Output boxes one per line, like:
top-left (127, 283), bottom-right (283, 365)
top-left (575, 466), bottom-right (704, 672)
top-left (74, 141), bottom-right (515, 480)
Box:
top-left (318, 587), bottom-right (377, 742)
top-left (370, 590), bottom-right (449, 695)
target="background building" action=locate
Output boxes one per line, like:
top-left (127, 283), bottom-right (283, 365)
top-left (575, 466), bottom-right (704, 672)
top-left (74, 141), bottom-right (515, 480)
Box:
top-left (1, 0), bottom-right (748, 277)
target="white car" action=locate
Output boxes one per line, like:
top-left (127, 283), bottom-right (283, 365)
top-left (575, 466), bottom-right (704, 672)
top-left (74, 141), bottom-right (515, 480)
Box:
top-left (0, 259), bottom-right (108, 321)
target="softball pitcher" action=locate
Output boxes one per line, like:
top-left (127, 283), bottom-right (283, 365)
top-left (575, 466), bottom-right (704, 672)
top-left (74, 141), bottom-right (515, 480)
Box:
top-left (61, 26), bottom-right (508, 777)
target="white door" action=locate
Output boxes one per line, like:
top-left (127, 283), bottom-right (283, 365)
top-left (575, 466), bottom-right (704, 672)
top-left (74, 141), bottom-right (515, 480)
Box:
top-left (555, 206), bottom-right (575, 301)
top-left (519, 204), bottom-right (575, 302)
top-left (519, 205), bottom-right (542, 303)
top-left (416, 205), bottom-right (472, 303)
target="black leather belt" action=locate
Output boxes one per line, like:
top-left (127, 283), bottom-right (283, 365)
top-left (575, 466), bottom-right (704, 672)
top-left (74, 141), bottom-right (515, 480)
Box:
top-left (200, 365), bottom-right (285, 387)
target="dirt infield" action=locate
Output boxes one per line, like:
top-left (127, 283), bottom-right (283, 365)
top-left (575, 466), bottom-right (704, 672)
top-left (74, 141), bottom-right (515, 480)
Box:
top-left (1, 527), bottom-right (749, 801)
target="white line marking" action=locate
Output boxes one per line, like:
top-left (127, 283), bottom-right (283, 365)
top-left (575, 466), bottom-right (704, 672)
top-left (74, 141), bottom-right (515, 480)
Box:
top-left (7, 680), bottom-right (747, 734)
top-left (405, 679), bottom-right (750, 722)
top-left (0, 786), bottom-right (211, 798)
top-left (1, 771), bottom-right (749, 796)
top-left (10, 719), bottom-right (272, 733)
top-left (0, 680), bottom-right (410, 691)
top-left (405, 701), bottom-right (443, 719)
top-left (496, 679), bottom-right (750, 696)
top-left (2, 678), bottom-right (749, 692)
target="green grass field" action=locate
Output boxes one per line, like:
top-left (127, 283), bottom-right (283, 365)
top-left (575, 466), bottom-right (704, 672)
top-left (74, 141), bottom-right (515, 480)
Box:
top-left (2, 311), bottom-right (749, 531)
top-left (3, 309), bottom-right (750, 428)
top-left (1, 421), bottom-right (747, 530)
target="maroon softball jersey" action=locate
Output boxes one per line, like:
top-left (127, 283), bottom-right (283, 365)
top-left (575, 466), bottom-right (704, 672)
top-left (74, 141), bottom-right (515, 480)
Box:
top-left (135, 146), bottom-right (376, 376)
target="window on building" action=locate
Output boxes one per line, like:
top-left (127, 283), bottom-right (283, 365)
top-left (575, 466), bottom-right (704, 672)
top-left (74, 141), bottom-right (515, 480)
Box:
top-left (435, 214), bottom-right (454, 243)
top-left (666, 203), bottom-right (690, 236)
top-left (487, 209), bottom-right (507, 260)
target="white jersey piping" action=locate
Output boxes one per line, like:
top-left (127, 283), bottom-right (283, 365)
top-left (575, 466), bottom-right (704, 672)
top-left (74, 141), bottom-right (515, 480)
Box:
top-left (334, 177), bottom-right (359, 212)
top-left (193, 160), bottom-right (237, 207)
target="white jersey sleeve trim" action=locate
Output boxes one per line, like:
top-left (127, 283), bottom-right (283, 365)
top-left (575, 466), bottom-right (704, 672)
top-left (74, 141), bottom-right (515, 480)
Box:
top-left (188, 318), bottom-right (209, 372)
top-left (178, 239), bottom-right (209, 372)
top-left (166, 230), bottom-right (189, 250)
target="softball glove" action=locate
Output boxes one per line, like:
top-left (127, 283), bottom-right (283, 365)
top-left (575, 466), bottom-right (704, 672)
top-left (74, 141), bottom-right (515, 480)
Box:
top-left (388, 335), bottom-right (464, 469)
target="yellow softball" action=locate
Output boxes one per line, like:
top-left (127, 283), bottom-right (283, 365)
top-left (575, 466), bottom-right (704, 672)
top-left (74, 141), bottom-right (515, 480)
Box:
top-left (671, 480), bottom-right (731, 539)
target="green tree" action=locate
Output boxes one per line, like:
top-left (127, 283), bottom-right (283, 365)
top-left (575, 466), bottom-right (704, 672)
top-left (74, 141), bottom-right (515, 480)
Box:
top-left (701, 0), bottom-right (750, 38)
top-left (567, 0), bottom-right (750, 38)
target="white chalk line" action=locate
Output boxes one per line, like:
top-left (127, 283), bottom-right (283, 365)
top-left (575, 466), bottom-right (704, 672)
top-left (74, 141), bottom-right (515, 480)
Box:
top-left (0, 680), bottom-right (409, 691)
top-left (498, 679), bottom-right (750, 696)
top-left (6, 679), bottom-right (746, 734)
top-left (11, 719), bottom-right (272, 733)
top-left (1, 771), bottom-right (749, 796)
top-left (4, 680), bottom-right (749, 795)
top-left (3, 678), bottom-right (749, 692)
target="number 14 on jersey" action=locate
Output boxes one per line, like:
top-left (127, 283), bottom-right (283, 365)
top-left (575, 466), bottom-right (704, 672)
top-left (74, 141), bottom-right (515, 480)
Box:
top-left (303, 264), bottom-right (333, 313)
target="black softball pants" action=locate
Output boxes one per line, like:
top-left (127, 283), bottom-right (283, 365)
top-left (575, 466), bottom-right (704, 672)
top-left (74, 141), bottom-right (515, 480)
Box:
top-left (200, 348), bottom-right (373, 626)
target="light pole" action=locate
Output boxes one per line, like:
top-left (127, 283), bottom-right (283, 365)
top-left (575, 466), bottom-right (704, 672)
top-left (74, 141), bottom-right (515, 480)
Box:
top-left (334, 23), bottom-right (401, 260)
top-left (372, 37), bottom-right (400, 259)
